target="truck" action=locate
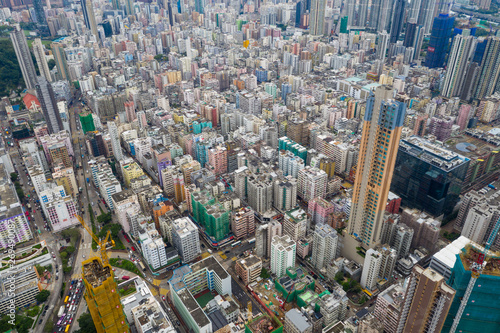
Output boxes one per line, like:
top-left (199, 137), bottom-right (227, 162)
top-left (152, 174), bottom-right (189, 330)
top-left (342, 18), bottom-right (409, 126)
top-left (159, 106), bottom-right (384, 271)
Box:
top-left (26, 204), bottom-right (31, 209)
top-left (57, 306), bottom-right (65, 317)
top-left (488, 184), bottom-right (497, 190)
top-left (86, 177), bottom-right (89, 183)
top-left (122, 276), bottom-right (130, 280)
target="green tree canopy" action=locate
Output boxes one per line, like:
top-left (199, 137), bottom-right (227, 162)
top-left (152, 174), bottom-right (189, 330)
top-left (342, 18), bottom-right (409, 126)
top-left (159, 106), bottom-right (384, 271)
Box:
top-left (10, 173), bottom-right (18, 182)
top-left (75, 312), bottom-right (97, 333)
top-left (35, 290), bottom-right (50, 303)
top-left (48, 59), bottom-right (56, 70)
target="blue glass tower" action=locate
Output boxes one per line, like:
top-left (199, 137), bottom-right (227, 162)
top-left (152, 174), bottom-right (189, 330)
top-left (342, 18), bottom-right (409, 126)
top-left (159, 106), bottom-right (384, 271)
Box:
top-left (425, 14), bottom-right (455, 68)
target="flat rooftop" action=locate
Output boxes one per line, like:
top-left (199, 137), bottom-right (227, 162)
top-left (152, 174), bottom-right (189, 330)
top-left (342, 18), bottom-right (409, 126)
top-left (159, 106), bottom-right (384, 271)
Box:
top-left (177, 289), bottom-right (211, 328)
top-left (191, 255), bottom-right (228, 280)
top-left (400, 136), bottom-right (469, 172)
top-left (432, 236), bottom-right (471, 271)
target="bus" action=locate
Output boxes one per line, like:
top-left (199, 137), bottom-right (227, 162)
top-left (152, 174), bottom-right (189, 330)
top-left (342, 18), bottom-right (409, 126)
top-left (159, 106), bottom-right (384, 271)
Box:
top-left (65, 324), bottom-right (70, 333)
top-left (138, 261), bottom-right (146, 272)
top-left (248, 238), bottom-right (256, 244)
top-left (231, 241), bottom-right (242, 248)
top-left (64, 296), bottom-right (69, 304)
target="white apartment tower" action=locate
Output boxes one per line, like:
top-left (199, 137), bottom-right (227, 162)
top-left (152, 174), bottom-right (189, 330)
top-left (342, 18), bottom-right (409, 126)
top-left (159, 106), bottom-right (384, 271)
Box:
top-left (312, 224), bottom-right (338, 271)
top-left (139, 225), bottom-right (168, 270)
top-left (270, 235), bottom-right (296, 277)
top-left (171, 217), bottom-right (201, 263)
top-left (108, 121), bottom-right (124, 161)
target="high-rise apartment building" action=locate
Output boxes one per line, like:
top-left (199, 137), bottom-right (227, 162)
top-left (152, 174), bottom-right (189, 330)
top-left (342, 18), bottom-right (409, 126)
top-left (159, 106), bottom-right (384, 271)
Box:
top-left (207, 146), bottom-right (227, 175)
top-left (255, 220), bottom-right (282, 259)
top-left (472, 36), bottom-right (500, 100)
top-left (442, 34), bottom-right (477, 98)
top-left (373, 283), bottom-right (405, 333)
top-left (397, 266), bottom-right (455, 333)
top-left (418, 0), bottom-right (437, 33)
top-left (81, 0), bottom-right (98, 39)
top-left (360, 245), bottom-right (397, 290)
top-left (232, 207), bottom-right (255, 240)
top-left (83, 258), bottom-right (129, 333)
top-left (270, 235), bottom-right (296, 278)
top-left (309, 0), bottom-right (326, 35)
top-left (425, 14), bottom-right (455, 68)
top-left (235, 254), bottom-right (262, 286)
top-left (283, 207), bottom-right (308, 242)
top-left (308, 197), bottom-right (335, 226)
top-left (389, 0), bottom-right (406, 44)
top-left (32, 38), bottom-right (51, 82)
top-left (35, 77), bottom-right (63, 134)
top-left (297, 167), bottom-right (327, 203)
top-left (139, 224), bottom-right (169, 270)
top-left (348, 86), bottom-right (406, 249)
top-left (108, 122), bottom-right (123, 161)
top-left (171, 217), bottom-right (200, 264)
top-left (32, 0), bottom-right (49, 36)
top-left (311, 224), bottom-right (338, 271)
top-left (10, 26), bottom-right (38, 90)
top-left (273, 178), bottom-right (297, 212)
top-left (51, 41), bottom-right (70, 81)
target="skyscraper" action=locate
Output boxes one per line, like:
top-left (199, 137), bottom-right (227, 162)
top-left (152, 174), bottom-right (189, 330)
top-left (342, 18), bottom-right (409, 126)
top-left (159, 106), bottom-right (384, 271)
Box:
top-left (376, 31), bottom-right (390, 62)
top-left (472, 36), bottom-right (500, 100)
top-left (397, 265), bottom-right (455, 333)
top-left (358, 0), bottom-right (369, 27)
top-left (51, 41), bottom-right (70, 81)
top-left (347, 86), bottom-right (406, 249)
top-left (126, 0), bottom-right (134, 15)
top-left (10, 26), bottom-right (38, 90)
top-left (32, 0), bottom-right (50, 36)
top-left (83, 258), bottom-right (129, 333)
top-left (418, 0), bottom-right (437, 33)
top-left (32, 38), bottom-right (52, 83)
top-left (403, 20), bottom-right (417, 47)
top-left (309, 0), bottom-right (326, 35)
top-left (108, 122), bottom-right (123, 161)
top-left (442, 34), bottom-right (477, 97)
top-left (81, 0), bottom-right (98, 38)
top-left (390, 0), bottom-right (406, 44)
top-left (425, 14), bottom-right (455, 68)
top-left (35, 77), bottom-right (63, 134)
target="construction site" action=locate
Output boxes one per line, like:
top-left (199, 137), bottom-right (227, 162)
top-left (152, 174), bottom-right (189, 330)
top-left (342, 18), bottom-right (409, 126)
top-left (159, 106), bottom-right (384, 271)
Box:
top-left (83, 258), bottom-right (130, 333)
top-left (245, 314), bottom-right (283, 333)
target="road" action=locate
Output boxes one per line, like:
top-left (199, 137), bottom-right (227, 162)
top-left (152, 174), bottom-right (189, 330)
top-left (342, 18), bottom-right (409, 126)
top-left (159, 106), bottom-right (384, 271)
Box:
top-left (2, 122), bottom-right (64, 333)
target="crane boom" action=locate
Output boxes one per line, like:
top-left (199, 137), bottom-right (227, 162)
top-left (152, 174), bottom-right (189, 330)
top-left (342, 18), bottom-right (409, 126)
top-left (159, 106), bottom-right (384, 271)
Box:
top-left (77, 215), bottom-right (114, 266)
top-left (449, 216), bottom-right (500, 333)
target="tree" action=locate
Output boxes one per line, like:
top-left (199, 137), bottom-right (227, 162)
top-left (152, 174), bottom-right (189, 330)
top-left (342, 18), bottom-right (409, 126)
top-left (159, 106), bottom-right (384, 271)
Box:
top-left (0, 39), bottom-right (25, 97)
top-left (260, 267), bottom-right (270, 279)
top-left (75, 312), bottom-right (97, 333)
top-left (16, 188), bottom-right (25, 200)
top-left (10, 173), bottom-right (18, 182)
top-left (47, 59), bottom-right (56, 70)
top-left (334, 271), bottom-right (344, 283)
top-left (97, 212), bottom-right (112, 224)
top-left (35, 290), bottom-right (50, 303)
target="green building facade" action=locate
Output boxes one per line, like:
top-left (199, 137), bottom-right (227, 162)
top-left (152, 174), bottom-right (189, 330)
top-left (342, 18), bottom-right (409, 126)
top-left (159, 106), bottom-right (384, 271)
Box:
top-left (79, 113), bottom-right (95, 133)
top-left (191, 190), bottom-right (230, 241)
top-left (442, 247), bottom-right (500, 333)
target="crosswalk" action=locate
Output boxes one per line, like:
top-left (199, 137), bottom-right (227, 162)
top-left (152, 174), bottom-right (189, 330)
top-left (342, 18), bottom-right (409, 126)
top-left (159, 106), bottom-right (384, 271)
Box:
top-left (79, 243), bottom-right (92, 250)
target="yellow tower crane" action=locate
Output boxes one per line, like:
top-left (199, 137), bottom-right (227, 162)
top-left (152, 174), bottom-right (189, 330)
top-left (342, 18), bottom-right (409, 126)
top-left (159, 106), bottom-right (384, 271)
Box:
top-left (77, 215), bottom-right (114, 266)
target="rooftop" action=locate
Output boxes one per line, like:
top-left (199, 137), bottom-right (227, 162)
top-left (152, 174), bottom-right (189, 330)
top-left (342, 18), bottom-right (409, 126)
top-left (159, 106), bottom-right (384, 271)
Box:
top-left (432, 236), bottom-right (471, 271)
top-left (400, 136), bottom-right (469, 172)
top-left (285, 309), bottom-right (311, 331)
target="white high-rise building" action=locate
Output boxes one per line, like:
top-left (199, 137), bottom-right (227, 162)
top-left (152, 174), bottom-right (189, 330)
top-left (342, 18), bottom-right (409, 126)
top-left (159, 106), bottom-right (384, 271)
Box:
top-left (108, 121), bottom-right (123, 161)
top-left (39, 184), bottom-right (79, 232)
top-left (461, 203), bottom-right (495, 244)
top-left (32, 38), bottom-right (51, 82)
top-left (297, 167), bottom-right (328, 202)
top-left (312, 224), bottom-right (338, 271)
top-left (361, 245), bottom-right (397, 290)
top-left (270, 235), bottom-right (296, 277)
top-left (139, 225), bottom-right (168, 270)
top-left (171, 217), bottom-right (200, 263)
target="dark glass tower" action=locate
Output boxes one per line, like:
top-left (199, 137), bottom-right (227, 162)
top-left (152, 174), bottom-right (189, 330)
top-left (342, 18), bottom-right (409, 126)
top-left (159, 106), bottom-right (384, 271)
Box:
top-left (33, 0), bottom-right (50, 36)
top-left (390, 0), bottom-right (406, 44)
top-left (425, 13), bottom-right (455, 68)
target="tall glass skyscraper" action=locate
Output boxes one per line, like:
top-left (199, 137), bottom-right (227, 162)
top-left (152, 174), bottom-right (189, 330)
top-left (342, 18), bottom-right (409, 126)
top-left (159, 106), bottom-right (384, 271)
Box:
top-left (425, 13), bottom-right (455, 68)
top-left (391, 136), bottom-right (470, 217)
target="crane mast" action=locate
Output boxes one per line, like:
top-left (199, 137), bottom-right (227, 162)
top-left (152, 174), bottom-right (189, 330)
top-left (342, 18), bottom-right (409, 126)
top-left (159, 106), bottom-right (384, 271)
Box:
top-left (77, 215), bottom-right (114, 266)
top-left (449, 216), bottom-right (500, 333)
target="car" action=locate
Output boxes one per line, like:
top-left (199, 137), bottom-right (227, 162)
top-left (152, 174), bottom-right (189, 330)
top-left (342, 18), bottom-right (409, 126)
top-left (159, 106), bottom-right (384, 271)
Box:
top-left (39, 320), bottom-right (43, 324)
top-left (56, 276), bottom-right (58, 280)
top-left (45, 305), bottom-right (48, 310)
top-left (225, 250), bottom-right (230, 254)
top-left (68, 318), bottom-right (72, 324)
top-left (70, 286), bottom-right (73, 290)
top-left (82, 254), bottom-right (85, 258)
